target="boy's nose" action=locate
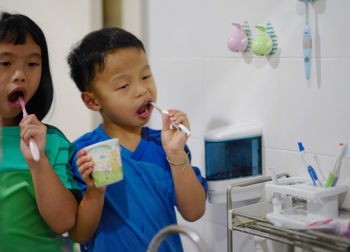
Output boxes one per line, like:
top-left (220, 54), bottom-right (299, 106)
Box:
top-left (136, 83), bottom-right (148, 97)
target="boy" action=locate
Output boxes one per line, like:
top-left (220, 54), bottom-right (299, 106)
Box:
top-left (68, 27), bottom-right (207, 252)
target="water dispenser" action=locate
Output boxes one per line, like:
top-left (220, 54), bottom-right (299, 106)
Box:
top-left (205, 122), bottom-right (263, 203)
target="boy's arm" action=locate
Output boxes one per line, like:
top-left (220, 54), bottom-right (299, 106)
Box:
top-left (161, 111), bottom-right (206, 222)
top-left (167, 150), bottom-right (206, 221)
top-left (69, 149), bottom-right (106, 243)
top-left (69, 187), bottom-right (105, 243)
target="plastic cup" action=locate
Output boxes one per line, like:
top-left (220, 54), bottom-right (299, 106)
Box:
top-left (84, 138), bottom-right (123, 187)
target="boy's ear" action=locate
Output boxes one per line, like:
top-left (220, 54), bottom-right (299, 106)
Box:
top-left (81, 92), bottom-right (101, 111)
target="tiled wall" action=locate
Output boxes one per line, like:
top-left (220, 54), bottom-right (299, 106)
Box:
top-left (145, 0), bottom-right (350, 251)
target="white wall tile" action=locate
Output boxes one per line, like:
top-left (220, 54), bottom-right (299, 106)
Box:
top-left (146, 0), bottom-right (203, 57)
top-left (279, 59), bottom-right (350, 155)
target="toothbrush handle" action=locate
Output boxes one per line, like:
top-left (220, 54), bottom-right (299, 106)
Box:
top-left (178, 124), bottom-right (191, 137)
top-left (157, 106), bottom-right (191, 137)
top-left (324, 172), bottom-right (334, 188)
top-left (29, 138), bottom-right (40, 161)
top-left (308, 165), bottom-right (322, 187)
top-left (170, 120), bottom-right (191, 137)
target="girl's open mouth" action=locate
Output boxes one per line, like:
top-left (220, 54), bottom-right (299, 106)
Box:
top-left (7, 88), bottom-right (25, 108)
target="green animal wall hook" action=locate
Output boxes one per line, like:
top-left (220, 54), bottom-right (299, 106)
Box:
top-left (252, 25), bottom-right (273, 56)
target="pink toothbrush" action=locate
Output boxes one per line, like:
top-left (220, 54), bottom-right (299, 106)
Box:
top-left (18, 96), bottom-right (40, 161)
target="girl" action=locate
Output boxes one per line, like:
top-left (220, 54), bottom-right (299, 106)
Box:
top-left (0, 12), bottom-right (81, 251)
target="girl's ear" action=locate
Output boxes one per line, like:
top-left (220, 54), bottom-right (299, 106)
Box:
top-left (81, 92), bottom-right (101, 111)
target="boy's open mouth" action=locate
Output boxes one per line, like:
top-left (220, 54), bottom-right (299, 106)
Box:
top-left (136, 101), bottom-right (153, 119)
top-left (137, 102), bottom-right (152, 115)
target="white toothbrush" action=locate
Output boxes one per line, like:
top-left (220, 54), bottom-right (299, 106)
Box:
top-left (324, 143), bottom-right (347, 188)
top-left (151, 102), bottom-right (191, 137)
top-left (18, 96), bottom-right (40, 161)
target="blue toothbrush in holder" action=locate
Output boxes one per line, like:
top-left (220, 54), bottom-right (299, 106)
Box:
top-left (298, 142), bottom-right (322, 187)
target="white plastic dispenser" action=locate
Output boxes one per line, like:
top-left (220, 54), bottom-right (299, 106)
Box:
top-left (205, 123), bottom-right (262, 204)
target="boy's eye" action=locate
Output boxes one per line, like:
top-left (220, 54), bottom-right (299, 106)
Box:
top-left (142, 74), bottom-right (152, 80)
top-left (118, 84), bottom-right (129, 90)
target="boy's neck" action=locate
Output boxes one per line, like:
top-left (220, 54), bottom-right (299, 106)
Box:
top-left (101, 122), bottom-right (142, 152)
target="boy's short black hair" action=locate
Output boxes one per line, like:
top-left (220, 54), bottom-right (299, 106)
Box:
top-left (67, 27), bottom-right (145, 92)
top-left (0, 12), bottom-right (53, 121)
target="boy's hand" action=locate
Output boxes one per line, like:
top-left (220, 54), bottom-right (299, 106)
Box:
top-left (19, 114), bottom-right (46, 162)
top-left (161, 109), bottom-right (190, 155)
top-left (76, 149), bottom-right (106, 192)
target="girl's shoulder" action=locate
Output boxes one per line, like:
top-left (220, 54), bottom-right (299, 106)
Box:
top-left (45, 124), bottom-right (73, 151)
top-left (45, 124), bottom-right (68, 139)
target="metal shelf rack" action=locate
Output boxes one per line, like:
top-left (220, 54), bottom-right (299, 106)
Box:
top-left (226, 174), bottom-right (350, 252)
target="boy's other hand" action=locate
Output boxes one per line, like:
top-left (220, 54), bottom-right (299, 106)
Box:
top-left (76, 149), bottom-right (106, 192)
top-left (161, 109), bottom-right (189, 155)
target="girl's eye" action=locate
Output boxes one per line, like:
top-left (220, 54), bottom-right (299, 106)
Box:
top-left (28, 62), bottom-right (40, 67)
top-left (0, 61), bottom-right (11, 66)
top-left (142, 74), bottom-right (152, 80)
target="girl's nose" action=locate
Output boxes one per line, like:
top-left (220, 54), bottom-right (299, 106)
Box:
top-left (12, 69), bottom-right (25, 83)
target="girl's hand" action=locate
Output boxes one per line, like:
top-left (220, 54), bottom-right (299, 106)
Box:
top-left (76, 149), bottom-right (106, 192)
top-left (19, 114), bottom-right (46, 162)
top-left (161, 109), bottom-right (190, 156)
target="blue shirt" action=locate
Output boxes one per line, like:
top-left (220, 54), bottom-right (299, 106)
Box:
top-left (71, 125), bottom-right (207, 252)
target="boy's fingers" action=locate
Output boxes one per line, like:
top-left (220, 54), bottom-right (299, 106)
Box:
top-left (82, 167), bottom-right (93, 180)
top-left (78, 160), bottom-right (94, 175)
top-left (168, 111), bottom-right (187, 124)
top-left (76, 155), bottom-right (92, 168)
top-left (77, 149), bottom-right (87, 158)
top-left (161, 114), bottom-right (171, 131)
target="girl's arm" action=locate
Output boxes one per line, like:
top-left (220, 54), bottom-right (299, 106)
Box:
top-left (28, 157), bottom-right (78, 234)
top-left (69, 149), bottom-right (106, 243)
top-left (20, 115), bottom-right (78, 234)
top-left (161, 111), bottom-right (206, 222)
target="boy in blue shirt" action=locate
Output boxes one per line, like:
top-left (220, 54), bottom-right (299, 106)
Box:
top-left (68, 27), bottom-right (207, 252)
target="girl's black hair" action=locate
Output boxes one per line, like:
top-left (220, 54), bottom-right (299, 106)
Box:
top-left (0, 12), bottom-right (53, 121)
top-left (68, 27), bottom-right (145, 92)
